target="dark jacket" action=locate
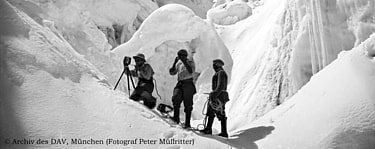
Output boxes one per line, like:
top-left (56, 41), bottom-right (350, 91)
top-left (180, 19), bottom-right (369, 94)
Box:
top-left (132, 63), bottom-right (154, 81)
top-left (211, 68), bottom-right (229, 102)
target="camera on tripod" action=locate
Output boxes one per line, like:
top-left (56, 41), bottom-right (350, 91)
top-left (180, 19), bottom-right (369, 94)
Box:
top-left (114, 56), bottom-right (136, 91)
top-left (123, 56), bottom-right (132, 66)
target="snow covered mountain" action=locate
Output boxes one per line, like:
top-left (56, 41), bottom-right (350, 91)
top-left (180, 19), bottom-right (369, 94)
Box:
top-left (1, 0), bottom-right (374, 149)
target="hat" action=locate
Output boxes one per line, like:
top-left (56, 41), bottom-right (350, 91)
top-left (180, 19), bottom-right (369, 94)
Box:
top-left (213, 59), bottom-right (224, 66)
top-left (133, 53), bottom-right (145, 61)
top-left (177, 49), bottom-right (188, 57)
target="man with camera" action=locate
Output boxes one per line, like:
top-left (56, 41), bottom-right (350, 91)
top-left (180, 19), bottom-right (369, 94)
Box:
top-left (169, 49), bottom-right (196, 129)
top-left (124, 53), bottom-right (156, 109)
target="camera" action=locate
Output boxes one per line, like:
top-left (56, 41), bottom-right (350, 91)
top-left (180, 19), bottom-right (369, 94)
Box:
top-left (123, 56), bottom-right (131, 66)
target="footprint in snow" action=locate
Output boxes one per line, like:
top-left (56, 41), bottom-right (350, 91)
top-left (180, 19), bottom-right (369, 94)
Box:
top-left (163, 131), bottom-right (176, 138)
top-left (176, 132), bottom-right (188, 138)
top-left (141, 111), bottom-right (155, 119)
top-left (165, 145), bottom-right (180, 149)
top-left (115, 100), bottom-right (125, 104)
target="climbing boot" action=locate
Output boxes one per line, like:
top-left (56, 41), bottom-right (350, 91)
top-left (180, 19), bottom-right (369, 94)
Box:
top-left (183, 111), bottom-right (192, 129)
top-left (171, 107), bottom-right (180, 124)
top-left (199, 116), bottom-right (214, 134)
top-left (218, 118), bottom-right (228, 138)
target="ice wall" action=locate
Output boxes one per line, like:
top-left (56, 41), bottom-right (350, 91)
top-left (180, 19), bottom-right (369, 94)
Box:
top-left (219, 0), bottom-right (375, 125)
top-left (289, 0), bottom-right (375, 93)
top-left (5, 0), bottom-right (159, 95)
top-left (207, 1), bottom-right (252, 25)
top-left (112, 4), bottom-right (233, 119)
top-left (216, 0), bottom-right (289, 126)
top-left (154, 0), bottom-right (214, 19)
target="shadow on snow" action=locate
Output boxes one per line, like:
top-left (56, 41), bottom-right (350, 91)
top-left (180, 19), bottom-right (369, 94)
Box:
top-left (194, 126), bottom-right (275, 149)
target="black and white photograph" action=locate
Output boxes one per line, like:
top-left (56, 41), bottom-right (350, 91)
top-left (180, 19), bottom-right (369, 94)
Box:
top-left (1, 0), bottom-right (375, 148)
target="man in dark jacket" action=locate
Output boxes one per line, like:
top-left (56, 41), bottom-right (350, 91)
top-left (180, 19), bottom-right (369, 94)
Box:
top-left (126, 53), bottom-right (156, 109)
top-left (200, 59), bottom-right (229, 138)
top-left (169, 49), bottom-right (196, 128)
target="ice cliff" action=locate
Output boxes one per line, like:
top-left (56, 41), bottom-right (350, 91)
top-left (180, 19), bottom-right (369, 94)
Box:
top-left (1, 0), bottom-right (375, 148)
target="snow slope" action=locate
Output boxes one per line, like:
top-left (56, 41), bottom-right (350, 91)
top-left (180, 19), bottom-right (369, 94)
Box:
top-left (254, 34), bottom-right (375, 149)
top-left (222, 38), bottom-right (375, 148)
top-left (1, 0), bottom-right (375, 148)
top-left (0, 1), bottom-right (229, 149)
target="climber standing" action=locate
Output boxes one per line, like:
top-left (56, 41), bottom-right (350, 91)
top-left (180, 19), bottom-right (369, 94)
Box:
top-left (125, 53), bottom-right (156, 109)
top-left (169, 49), bottom-right (196, 129)
top-left (200, 59), bottom-right (229, 138)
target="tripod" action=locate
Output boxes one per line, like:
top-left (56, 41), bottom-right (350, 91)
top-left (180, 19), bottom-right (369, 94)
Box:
top-left (114, 66), bottom-right (136, 98)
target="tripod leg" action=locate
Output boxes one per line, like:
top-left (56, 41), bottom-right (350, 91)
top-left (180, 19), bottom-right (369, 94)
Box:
top-left (129, 74), bottom-right (136, 89)
top-left (127, 72), bottom-right (131, 98)
top-left (114, 71), bottom-right (125, 90)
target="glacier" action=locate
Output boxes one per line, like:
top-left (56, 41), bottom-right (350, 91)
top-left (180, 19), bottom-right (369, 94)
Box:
top-left (1, 0), bottom-right (375, 148)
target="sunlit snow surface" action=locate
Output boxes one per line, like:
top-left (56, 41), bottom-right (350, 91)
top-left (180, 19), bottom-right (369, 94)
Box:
top-left (207, 1), bottom-right (252, 25)
top-left (1, 0), bottom-right (375, 149)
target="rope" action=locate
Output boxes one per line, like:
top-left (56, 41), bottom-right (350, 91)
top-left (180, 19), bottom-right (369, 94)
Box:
top-left (197, 94), bottom-right (231, 149)
top-left (196, 98), bottom-right (209, 130)
top-left (210, 94), bottom-right (230, 148)
top-left (153, 78), bottom-right (163, 100)
top-left (208, 98), bottom-right (225, 115)
top-left (152, 76), bottom-right (231, 148)
top-left (195, 94), bottom-right (225, 130)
